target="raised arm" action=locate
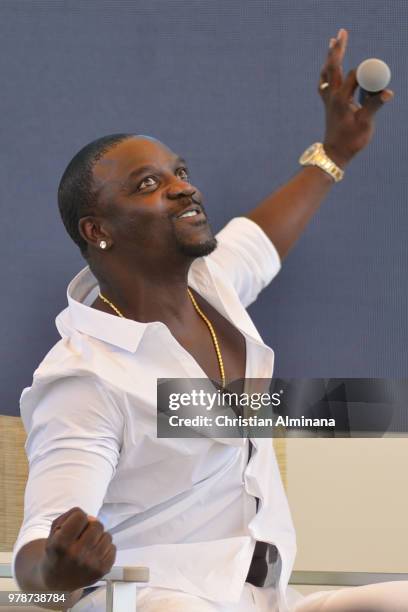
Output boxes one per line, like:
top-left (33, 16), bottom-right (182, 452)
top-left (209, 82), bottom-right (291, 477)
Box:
top-left (246, 29), bottom-right (394, 259)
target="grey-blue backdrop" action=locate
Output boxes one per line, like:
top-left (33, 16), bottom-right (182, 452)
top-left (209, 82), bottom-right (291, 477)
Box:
top-left (1, 1), bottom-right (407, 416)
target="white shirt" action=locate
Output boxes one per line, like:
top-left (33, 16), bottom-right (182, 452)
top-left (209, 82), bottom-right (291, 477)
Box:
top-left (13, 217), bottom-right (296, 609)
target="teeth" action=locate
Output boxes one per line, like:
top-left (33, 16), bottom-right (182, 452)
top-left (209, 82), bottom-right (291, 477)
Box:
top-left (180, 210), bottom-right (198, 218)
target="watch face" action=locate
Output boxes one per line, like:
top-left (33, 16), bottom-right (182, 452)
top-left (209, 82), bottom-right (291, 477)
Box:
top-left (300, 143), bottom-right (319, 164)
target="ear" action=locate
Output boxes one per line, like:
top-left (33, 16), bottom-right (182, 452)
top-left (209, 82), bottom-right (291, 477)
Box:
top-left (78, 216), bottom-right (112, 251)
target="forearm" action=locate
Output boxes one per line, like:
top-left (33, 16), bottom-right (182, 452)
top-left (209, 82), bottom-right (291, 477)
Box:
top-left (245, 165), bottom-right (338, 260)
top-left (14, 540), bottom-right (83, 610)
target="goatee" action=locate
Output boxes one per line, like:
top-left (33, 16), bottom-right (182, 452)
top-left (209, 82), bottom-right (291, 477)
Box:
top-left (176, 236), bottom-right (218, 258)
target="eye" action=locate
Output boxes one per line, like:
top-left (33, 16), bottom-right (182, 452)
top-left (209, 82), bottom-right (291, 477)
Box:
top-left (177, 167), bottom-right (190, 181)
top-left (136, 168), bottom-right (190, 192)
top-left (138, 176), bottom-right (158, 191)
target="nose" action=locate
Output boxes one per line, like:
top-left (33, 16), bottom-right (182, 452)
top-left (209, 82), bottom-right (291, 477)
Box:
top-left (166, 177), bottom-right (197, 200)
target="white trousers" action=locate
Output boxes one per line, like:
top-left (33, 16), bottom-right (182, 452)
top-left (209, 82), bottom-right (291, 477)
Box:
top-left (72, 581), bottom-right (408, 612)
top-left (71, 583), bottom-right (283, 611)
top-left (292, 581), bottom-right (408, 612)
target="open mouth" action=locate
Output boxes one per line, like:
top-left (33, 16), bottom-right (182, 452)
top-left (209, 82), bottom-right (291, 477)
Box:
top-left (176, 205), bottom-right (206, 220)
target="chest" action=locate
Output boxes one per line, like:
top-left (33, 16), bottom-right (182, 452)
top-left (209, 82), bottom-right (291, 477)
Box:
top-left (172, 307), bottom-right (247, 386)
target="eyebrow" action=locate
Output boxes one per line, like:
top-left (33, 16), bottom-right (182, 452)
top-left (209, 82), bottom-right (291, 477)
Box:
top-left (120, 156), bottom-right (188, 191)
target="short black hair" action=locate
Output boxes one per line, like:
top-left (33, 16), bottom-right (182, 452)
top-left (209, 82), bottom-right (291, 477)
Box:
top-left (58, 133), bottom-right (133, 259)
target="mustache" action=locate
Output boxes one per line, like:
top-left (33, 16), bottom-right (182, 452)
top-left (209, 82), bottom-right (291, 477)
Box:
top-left (172, 193), bottom-right (206, 218)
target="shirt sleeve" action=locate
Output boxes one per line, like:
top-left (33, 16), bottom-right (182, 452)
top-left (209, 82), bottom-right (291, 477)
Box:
top-left (210, 216), bottom-right (281, 308)
top-left (12, 375), bottom-right (124, 578)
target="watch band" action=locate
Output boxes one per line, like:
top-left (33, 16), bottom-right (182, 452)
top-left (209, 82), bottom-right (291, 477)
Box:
top-left (299, 142), bottom-right (344, 183)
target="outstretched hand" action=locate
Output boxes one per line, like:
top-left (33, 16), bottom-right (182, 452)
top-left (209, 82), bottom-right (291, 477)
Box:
top-left (319, 29), bottom-right (394, 167)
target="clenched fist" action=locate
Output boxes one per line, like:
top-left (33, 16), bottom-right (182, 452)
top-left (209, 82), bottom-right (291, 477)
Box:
top-left (41, 507), bottom-right (116, 592)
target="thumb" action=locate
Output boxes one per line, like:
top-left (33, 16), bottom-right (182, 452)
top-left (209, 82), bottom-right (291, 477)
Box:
top-left (357, 89), bottom-right (394, 122)
top-left (380, 89), bottom-right (395, 103)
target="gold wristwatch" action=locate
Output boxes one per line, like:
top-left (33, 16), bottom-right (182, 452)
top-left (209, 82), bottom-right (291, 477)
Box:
top-left (299, 142), bottom-right (344, 182)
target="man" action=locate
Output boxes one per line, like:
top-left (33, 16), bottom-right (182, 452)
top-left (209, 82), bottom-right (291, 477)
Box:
top-left (13, 30), bottom-right (395, 611)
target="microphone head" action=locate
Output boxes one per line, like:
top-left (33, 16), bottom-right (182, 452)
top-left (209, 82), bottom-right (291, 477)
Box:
top-left (356, 58), bottom-right (391, 93)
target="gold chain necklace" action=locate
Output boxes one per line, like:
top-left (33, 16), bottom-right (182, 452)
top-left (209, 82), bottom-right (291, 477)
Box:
top-left (98, 292), bottom-right (125, 318)
top-left (98, 289), bottom-right (226, 388)
top-left (187, 288), bottom-right (225, 388)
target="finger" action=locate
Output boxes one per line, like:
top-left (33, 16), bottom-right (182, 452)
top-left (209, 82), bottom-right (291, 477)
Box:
top-left (319, 41), bottom-right (334, 86)
top-left (380, 89), bottom-right (394, 102)
top-left (350, 101), bottom-right (361, 112)
top-left (320, 29), bottom-right (348, 79)
top-left (356, 89), bottom-right (394, 122)
top-left (342, 68), bottom-right (358, 100)
top-left (336, 28), bottom-right (348, 64)
top-left (326, 28), bottom-right (348, 89)
top-left (50, 507), bottom-right (85, 534)
top-left (95, 532), bottom-right (114, 557)
top-left (99, 543), bottom-right (117, 574)
top-left (92, 534), bottom-right (116, 574)
top-left (77, 520), bottom-right (105, 549)
top-left (319, 33), bottom-right (341, 90)
top-left (87, 515), bottom-right (98, 522)
top-left (53, 508), bottom-right (89, 543)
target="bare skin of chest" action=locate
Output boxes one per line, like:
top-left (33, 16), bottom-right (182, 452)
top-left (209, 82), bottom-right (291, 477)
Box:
top-left (170, 295), bottom-right (246, 386)
top-left (91, 290), bottom-right (246, 385)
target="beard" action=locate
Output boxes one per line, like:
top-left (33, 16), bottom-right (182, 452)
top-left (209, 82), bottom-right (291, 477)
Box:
top-left (171, 216), bottom-right (218, 258)
top-left (176, 235), bottom-right (218, 258)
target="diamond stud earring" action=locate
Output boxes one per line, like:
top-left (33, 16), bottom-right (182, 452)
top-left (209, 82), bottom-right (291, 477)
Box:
top-left (99, 240), bottom-right (107, 250)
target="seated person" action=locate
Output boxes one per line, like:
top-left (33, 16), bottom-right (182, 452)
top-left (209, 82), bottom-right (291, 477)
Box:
top-left (12, 29), bottom-right (399, 612)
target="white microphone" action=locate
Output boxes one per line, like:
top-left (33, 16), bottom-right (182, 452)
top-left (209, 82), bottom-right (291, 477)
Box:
top-left (356, 58), bottom-right (391, 105)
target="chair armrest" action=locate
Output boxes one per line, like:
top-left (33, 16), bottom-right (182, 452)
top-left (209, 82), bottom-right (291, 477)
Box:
top-left (102, 565), bottom-right (149, 612)
top-left (0, 553), bottom-right (150, 582)
top-left (290, 570), bottom-right (408, 587)
top-left (0, 554), bottom-right (150, 612)
top-left (103, 566), bottom-right (149, 583)
top-left (0, 552), bottom-right (12, 579)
